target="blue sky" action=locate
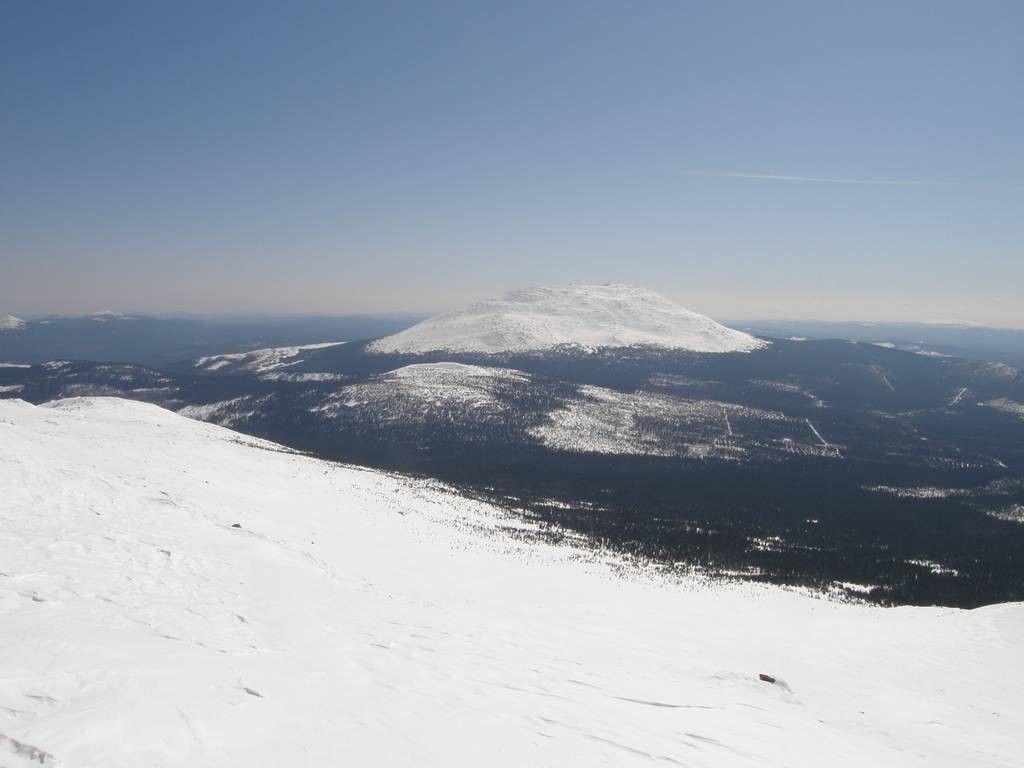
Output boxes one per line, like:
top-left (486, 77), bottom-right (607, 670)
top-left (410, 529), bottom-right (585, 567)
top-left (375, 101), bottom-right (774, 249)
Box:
top-left (2, 1), bottom-right (1021, 324)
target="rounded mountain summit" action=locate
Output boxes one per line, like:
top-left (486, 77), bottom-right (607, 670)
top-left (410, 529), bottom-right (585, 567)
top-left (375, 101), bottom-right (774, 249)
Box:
top-left (0, 315), bottom-right (26, 332)
top-left (368, 284), bottom-right (767, 355)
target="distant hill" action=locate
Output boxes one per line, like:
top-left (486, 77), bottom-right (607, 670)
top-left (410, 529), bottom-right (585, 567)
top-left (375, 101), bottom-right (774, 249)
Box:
top-left (732, 319), bottom-right (1024, 367)
top-left (368, 284), bottom-right (766, 355)
top-left (0, 312), bottom-right (425, 367)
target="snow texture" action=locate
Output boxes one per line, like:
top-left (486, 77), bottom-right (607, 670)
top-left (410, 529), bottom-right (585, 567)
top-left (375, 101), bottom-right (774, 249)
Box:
top-left (368, 284), bottom-right (767, 355)
top-left (0, 397), bottom-right (1021, 767)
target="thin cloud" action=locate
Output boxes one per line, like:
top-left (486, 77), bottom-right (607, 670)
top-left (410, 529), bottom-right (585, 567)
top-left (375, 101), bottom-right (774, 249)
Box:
top-left (685, 170), bottom-right (964, 188)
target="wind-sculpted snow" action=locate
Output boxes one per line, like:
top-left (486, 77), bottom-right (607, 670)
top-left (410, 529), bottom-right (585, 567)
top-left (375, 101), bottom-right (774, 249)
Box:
top-left (368, 284), bottom-right (767, 354)
top-left (1, 396), bottom-right (1021, 766)
top-left (193, 341), bottom-right (345, 373)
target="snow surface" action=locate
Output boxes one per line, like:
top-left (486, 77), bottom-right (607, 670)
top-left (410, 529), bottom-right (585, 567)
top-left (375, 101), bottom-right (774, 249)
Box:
top-left (315, 362), bottom-right (526, 424)
top-left (988, 505), bottom-right (1024, 524)
top-left (0, 315), bottom-right (26, 332)
top-left (979, 362), bottom-right (1019, 380)
top-left (530, 385), bottom-right (788, 460)
top-left (177, 395), bottom-right (275, 426)
top-left (528, 384), bottom-right (836, 460)
top-left (258, 371), bottom-right (349, 382)
top-left (865, 478), bottom-right (1023, 500)
top-left (192, 342), bottom-right (345, 373)
top-left (88, 311), bottom-right (133, 322)
top-left (1, 397), bottom-right (1022, 767)
top-left (368, 284), bottom-right (767, 355)
top-left (982, 398), bottom-right (1024, 419)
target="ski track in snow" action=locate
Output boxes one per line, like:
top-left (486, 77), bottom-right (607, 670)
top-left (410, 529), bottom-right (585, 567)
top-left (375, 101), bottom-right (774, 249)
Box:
top-left (804, 418), bottom-right (841, 457)
top-left (949, 387), bottom-right (969, 407)
top-left (0, 397), bottom-right (1021, 767)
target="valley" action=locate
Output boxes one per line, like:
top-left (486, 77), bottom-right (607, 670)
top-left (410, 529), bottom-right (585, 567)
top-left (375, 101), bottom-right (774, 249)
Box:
top-left (4, 300), bottom-right (1023, 608)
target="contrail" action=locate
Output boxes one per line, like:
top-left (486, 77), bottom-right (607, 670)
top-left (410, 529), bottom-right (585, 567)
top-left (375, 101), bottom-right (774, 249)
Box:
top-left (684, 170), bottom-right (964, 187)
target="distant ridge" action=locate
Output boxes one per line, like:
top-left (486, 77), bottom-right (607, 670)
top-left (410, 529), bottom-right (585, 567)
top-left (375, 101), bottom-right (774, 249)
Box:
top-left (368, 284), bottom-right (767, 355)
top-left (0, 315), bottom-right (25, 332)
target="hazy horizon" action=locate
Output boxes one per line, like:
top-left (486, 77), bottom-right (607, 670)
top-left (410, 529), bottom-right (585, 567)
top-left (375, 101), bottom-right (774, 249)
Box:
top-left (7, 285), bottom-right (1024, 332)
top-left (3, 2), bottom-right (1021, 327)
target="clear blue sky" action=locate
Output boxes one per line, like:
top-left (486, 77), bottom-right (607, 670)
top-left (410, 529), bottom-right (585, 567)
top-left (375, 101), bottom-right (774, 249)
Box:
top-left (2, 1), bottom-right (1021, 325)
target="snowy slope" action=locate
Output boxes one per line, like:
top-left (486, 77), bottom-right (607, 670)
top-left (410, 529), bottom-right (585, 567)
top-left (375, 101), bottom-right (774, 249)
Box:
top-left (311, 363), bottom-right (826, 461)
top-left (192, 341), bottom-right (345, 373)
top-left (367, 284), bottom-right (767, 354)
top-left (529, 385), bottom-right (810, 460)
top-left (87, 311), bottom-right (133, 322)
top-left (315, 362), bottom-right (528, 424)
top-left (1, 398), bottom-right (1022, 767)
top-left (192, 342), bottom-right (348, 372)
top-left (0, 315), bottom-right (26, 332)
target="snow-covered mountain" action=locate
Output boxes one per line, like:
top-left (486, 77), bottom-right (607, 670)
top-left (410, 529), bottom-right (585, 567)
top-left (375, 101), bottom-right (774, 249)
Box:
top-left (0, 315), bottom-right (25, 332)
top-left (368, 284), bottom-right (767, 355)
top-left (87, 310), bottom-right (133, 321)
top-left (7, 347), bottom-right (1024, 607)
top-left (1, 396), bottom-right (1021, 766)
top-left (304, 361), bottom-right (823, 461)
top-left (313, 362), bottom-right (530, 428)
